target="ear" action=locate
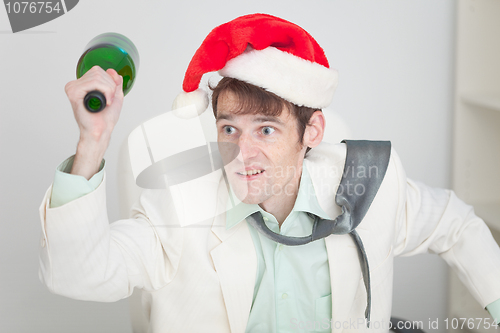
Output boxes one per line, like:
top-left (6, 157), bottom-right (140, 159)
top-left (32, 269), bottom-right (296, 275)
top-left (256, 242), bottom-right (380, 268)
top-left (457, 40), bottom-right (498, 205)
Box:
top-left (303, 110), bottom-right (325, 149)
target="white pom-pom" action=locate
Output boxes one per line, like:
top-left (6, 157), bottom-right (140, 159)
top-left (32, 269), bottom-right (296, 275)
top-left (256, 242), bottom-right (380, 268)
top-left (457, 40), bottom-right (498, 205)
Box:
top-left (172, 89), bottom-right (209, 119)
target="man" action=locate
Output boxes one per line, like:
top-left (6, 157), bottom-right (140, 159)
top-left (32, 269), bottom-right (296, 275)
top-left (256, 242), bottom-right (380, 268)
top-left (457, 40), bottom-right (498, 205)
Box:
top-left (39, 14), bottom-right (500, 332)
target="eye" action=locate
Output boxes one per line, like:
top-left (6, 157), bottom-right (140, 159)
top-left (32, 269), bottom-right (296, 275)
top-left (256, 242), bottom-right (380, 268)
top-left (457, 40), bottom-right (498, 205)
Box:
top-left (261, 126), bottom-right (275, 135)
top-left (223, 125), bottom-right (236, 135)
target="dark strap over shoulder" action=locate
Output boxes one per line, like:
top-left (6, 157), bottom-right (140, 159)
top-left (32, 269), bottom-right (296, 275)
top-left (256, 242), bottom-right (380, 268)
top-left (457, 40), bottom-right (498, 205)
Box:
top-left (311, 140), bottom-right (392, 239)
top-left (341, 140), bottom-right (391, 326)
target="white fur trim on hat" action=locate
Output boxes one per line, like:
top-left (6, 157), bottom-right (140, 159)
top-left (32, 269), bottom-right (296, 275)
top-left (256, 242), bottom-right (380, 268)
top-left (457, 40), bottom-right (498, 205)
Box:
top-left (219, 46), bottom-right (338, 109)
top-left (172, 89), bottom-right (209, 119)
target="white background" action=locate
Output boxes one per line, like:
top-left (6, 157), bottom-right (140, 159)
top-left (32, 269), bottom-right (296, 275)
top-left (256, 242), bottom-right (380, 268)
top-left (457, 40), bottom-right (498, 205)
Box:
top-left (0, 1), bottom-right (455, 332)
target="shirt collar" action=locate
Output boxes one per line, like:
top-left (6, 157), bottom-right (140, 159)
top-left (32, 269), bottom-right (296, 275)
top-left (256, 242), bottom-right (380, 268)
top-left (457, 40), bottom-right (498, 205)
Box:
top-left (225, 163), bottom-right (331, 230)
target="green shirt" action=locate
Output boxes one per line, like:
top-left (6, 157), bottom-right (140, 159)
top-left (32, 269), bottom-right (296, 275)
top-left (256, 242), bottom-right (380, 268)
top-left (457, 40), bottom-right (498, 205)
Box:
top-left (49, 156), bottom-right (500, 329)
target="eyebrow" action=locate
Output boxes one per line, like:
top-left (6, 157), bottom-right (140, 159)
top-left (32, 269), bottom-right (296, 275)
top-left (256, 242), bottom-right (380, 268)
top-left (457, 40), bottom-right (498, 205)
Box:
top-left (216, 114), bottom-right (284, 125)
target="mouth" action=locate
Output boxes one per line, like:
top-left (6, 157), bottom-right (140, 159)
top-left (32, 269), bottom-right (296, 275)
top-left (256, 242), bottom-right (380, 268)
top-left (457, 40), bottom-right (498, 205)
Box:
top-left (235, 169), bottom-right (265, 180)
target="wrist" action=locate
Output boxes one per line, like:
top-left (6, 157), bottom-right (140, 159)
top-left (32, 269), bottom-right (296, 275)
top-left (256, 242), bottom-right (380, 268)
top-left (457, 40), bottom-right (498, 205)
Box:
top-left (72, 135), bottom-right (110, 179)
top-left (79, 127), bottom-right (113, 146)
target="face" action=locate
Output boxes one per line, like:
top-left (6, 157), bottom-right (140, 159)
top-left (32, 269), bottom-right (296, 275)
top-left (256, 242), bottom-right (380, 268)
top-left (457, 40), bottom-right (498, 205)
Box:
top-left (216, 91), bottom-right (307, 205)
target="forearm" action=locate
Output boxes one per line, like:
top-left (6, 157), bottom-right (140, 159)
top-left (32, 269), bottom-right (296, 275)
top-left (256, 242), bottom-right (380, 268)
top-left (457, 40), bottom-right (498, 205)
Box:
top-left (396, 178), bottom-right (500, 308)
top-left (41, 176), bottom-right (130, 301)
top-left (40, 176), bottom-right (176, 301)
top-left (389, 148), bottom-right (500, 308)
top-left (439, 207), bottom-right (500, 308)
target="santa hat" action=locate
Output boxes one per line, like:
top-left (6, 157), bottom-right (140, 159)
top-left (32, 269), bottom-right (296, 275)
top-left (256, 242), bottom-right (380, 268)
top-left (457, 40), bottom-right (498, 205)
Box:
top-left (172, 13), bottom-right (339, 119)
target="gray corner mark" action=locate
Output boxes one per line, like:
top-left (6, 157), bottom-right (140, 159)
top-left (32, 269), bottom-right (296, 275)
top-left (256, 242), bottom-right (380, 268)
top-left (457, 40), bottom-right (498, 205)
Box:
top-left (3, 0), bottom-right (79, 33)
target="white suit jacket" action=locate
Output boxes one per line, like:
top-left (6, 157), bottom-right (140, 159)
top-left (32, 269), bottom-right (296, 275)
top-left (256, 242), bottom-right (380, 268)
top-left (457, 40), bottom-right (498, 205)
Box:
top-left (39, 142), bottom-right (500, 333)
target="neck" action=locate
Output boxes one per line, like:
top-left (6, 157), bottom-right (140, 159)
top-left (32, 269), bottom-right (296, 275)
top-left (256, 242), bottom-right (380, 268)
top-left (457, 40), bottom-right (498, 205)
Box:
top-left (259, 167), bottom-right (302, 227)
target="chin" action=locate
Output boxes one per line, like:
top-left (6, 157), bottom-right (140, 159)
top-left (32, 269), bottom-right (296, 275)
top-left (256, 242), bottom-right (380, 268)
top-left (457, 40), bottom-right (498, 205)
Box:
top-left (233, 190), bottom-right (264, 205)
top-left (230, 184), bottom-right (269, 205)
top-left (239, 195), bottom-right (265, 205)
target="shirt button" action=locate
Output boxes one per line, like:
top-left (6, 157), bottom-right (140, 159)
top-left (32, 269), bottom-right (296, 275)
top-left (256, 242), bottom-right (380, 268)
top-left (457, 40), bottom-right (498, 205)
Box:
top-left (282, 293), bottom-right (288, 299)
top-left (263, 217), bottom-right (269, 222)
top-left (278, 244), bottom-right (284, 251)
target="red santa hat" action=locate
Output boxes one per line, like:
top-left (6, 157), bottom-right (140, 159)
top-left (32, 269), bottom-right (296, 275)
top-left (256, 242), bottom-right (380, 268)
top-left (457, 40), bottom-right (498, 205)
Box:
top-left (172, 13), bottom-right (339, 118)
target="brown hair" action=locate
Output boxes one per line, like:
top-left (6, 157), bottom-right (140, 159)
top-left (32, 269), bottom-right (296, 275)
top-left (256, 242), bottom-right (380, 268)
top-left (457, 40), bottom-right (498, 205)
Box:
top-left (210, 77), bottom-right (320, 152)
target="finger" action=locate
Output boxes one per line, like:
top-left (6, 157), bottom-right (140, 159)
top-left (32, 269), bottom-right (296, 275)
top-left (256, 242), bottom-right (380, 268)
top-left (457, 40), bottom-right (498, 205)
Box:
top-left (106, 70), bottom-right (124, 107)
top-left (106, 68), bottom-right (123, 87)
top-left (75, 78), bottom-right (117, 107)
top-left (87, 68), bottom-right (120, 105)
top-left (112, 75), bottom-right (124, 102)
top-left (79, 74), bottom-right (119, 106)
top-left (80, 66), bottom-right (116, 92)
top-left (74, 67), bottom-right (122, 107)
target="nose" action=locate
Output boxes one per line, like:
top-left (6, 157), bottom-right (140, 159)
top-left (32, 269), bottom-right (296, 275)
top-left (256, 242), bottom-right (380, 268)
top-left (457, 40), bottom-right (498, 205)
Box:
top-left (237, 131), bottom-right (259, 161)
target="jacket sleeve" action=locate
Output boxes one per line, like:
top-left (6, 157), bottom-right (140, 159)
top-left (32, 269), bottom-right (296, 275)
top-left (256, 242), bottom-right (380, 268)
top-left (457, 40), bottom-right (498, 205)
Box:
top-left (391, 149), bottom-right (500, 308)
top-left (49, 155), bottom-right (105, 208)
top-left (39, 172), bottom-right (182, 302)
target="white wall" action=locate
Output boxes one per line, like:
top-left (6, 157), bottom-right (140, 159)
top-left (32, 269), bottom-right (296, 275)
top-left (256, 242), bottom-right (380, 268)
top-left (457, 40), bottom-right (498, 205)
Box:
top-left (0, 1), bottom-right (455, 332)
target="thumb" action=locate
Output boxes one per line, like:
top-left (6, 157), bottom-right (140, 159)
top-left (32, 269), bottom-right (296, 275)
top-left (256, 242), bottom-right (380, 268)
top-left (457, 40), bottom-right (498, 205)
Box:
top-left (106, 68), bottom-right (122, 86)
top-left (106, 68), bottom-right (120, 84)
top-left (113, 75), bottom-right (124, 101)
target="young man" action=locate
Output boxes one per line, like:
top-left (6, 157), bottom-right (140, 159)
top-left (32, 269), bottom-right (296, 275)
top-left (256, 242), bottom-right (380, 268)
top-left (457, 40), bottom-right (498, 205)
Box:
top-left (39, 14), bottom-right (500, 332)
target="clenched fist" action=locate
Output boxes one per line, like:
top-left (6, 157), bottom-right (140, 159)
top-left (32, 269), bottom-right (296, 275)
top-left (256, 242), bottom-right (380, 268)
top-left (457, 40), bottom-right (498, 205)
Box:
top-left (64, 66), bottom-right (124, 179)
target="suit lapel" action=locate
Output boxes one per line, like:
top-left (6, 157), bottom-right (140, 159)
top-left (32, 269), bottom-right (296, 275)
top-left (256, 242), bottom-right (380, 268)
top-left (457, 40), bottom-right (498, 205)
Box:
top-left (325, 234), bottom-right (363, 333)
top-left (307, 144), bottom-right (364, 332)
top-left (210, 197), bottom-right (257, 333)
top-left (210, 223), bottom-right (362, 333)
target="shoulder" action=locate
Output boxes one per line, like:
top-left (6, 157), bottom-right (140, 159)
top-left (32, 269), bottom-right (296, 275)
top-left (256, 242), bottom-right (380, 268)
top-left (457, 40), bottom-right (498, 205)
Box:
top-left (304, 142), bottom-right (404, 178)
top-left (305, 141), bottom-right (346, 167)
top-left (305, 141), bottom-right (408, 206)
top-left (304, 142), bottom-right (347, 217)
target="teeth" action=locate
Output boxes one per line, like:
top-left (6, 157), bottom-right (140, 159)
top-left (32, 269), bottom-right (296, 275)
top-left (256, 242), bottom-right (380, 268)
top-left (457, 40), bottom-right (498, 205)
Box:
top-left (238, 169), bottom-right (263, 176)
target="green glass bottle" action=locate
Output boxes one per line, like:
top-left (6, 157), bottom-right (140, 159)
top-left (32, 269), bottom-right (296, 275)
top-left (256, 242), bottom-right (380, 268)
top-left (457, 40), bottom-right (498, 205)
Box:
top-left (76, 33), bottom-right (140, 112)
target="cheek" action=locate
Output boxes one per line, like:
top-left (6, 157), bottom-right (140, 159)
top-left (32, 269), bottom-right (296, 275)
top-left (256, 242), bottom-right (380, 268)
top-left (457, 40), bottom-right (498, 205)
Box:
top-left (217, 132), bottom-right (231, 143)
top-left (269, 144), bottom-right (302, 174)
